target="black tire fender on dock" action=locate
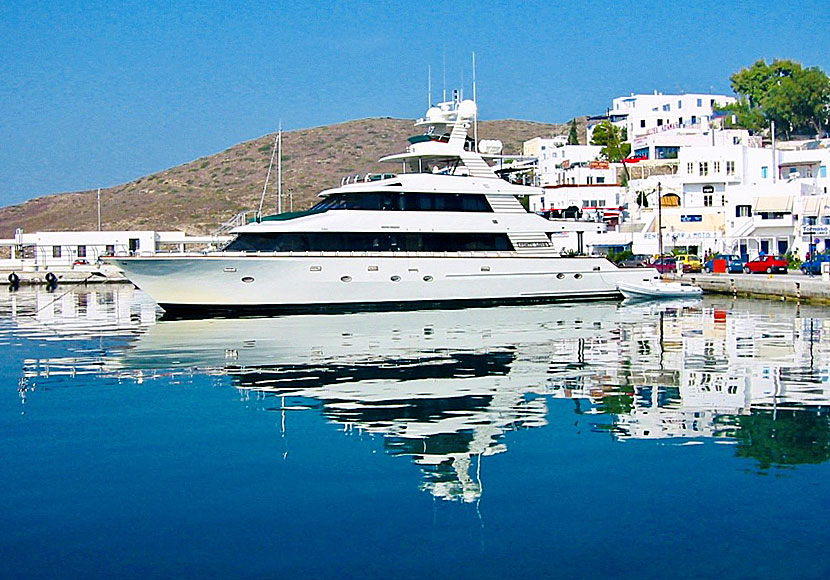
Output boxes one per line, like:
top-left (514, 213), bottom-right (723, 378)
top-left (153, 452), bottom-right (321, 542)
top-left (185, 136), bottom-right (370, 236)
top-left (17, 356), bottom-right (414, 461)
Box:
top-left (45, 272), bottom-right (58, 285)
top-left (8, 272), bottom-right (20, 285)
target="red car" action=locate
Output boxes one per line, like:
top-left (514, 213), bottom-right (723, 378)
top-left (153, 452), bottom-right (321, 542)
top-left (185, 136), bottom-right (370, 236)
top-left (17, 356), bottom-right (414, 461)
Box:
top-left (651, 256), bottom-right (677, 273)
top-left (743, 255), bottom-right (788, 274)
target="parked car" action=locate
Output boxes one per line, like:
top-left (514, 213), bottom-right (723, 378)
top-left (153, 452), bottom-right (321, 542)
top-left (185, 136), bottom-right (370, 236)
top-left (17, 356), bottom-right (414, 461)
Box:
top-left (618, 254), bottom-right (653, 268)
top-left (800, 253), bottom-right (830, 275)
top-left (651, 256), bottom-right (678, 273)
top-left (743, 255), bottom-right (788, 274)
top-left (703, 254), bottom-right (744, 273)
top-left (675, 254), bottom-right (702, 273)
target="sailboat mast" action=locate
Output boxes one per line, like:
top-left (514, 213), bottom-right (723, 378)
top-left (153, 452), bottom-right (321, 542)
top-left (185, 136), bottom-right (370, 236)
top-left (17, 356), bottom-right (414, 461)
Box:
top-left (277, 123), bottom-right (283, 214)
top-left (258, 131), bottom-right (279, 219)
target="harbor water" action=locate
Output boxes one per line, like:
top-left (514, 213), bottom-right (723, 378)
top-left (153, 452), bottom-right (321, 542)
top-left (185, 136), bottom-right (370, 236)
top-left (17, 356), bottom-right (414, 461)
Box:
top-left (2, 286), bottom-right (829, 578)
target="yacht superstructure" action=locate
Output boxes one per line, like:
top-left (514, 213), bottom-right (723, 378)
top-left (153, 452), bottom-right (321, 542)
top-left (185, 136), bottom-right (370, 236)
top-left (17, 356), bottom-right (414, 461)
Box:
top-left (109, 97), bottom-right (644, 315)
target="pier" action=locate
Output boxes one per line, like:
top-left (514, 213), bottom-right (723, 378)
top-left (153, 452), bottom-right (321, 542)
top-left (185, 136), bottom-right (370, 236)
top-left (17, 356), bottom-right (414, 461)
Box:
top-left (674, 272), bottom-right (830, 304)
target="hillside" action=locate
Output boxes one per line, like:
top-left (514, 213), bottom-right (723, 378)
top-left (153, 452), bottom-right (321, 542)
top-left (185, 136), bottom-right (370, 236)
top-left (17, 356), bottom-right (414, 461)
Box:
top-left (0, 117), bottom-right (579, 237)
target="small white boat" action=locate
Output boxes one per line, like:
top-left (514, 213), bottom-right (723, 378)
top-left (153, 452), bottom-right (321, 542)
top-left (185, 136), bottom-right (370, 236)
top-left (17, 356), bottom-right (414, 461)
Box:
top-left (617, 277), bottom-right (703, 300)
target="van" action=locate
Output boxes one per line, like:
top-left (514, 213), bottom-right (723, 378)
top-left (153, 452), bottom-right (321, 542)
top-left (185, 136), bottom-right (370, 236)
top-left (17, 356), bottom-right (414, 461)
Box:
top-left (675, 254), bottom-right (702, 273)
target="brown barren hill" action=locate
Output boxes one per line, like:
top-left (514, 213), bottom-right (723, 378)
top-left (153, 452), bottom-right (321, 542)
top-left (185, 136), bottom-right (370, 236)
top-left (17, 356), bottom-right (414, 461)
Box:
top-left (0, 117), bottom-right (576, 237)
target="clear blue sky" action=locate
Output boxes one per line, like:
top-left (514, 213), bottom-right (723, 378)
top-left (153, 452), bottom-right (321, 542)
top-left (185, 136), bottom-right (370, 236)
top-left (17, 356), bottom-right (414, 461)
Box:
top-left (1, 0), bottom-right (829, 206)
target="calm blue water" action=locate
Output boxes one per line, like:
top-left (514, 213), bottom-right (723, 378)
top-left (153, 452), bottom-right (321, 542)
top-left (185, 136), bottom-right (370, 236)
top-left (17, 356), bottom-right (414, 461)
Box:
top-left (2, 286), bottom-right (829, 579)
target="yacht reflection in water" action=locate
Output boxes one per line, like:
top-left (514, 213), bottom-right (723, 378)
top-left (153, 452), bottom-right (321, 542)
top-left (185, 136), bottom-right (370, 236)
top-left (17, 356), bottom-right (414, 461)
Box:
top-left (111, 305), bottom-right (601, 503)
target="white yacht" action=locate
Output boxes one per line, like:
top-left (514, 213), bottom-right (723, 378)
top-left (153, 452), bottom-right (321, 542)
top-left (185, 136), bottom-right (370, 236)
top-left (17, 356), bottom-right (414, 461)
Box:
top-left (109, 97), bottom-right (643, 315)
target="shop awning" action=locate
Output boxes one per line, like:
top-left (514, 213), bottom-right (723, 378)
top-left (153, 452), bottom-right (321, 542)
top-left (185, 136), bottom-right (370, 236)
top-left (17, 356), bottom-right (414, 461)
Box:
top-left (753, 195), bottom-right (793, 213)
top-left (803, 196), bottom-right (822, 216)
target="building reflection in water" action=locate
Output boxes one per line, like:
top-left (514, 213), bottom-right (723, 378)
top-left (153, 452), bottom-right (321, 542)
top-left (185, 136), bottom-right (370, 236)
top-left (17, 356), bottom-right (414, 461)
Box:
top-left (6, 286), bottom-right (830, 499)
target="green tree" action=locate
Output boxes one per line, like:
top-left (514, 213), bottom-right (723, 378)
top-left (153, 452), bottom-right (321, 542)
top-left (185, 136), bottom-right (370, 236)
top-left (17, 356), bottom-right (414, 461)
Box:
top-left (567, 118), bottom-right (579, 145)
top-left (590, 120), bottom-right (631, 162)
top-left (727, 59), bottom-right (830, 138)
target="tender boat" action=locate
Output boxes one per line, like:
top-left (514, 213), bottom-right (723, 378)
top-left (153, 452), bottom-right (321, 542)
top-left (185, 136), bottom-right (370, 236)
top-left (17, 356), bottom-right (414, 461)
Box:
top-left (617, 277), bottom-right (703, 300)
top-left (108, 96), bottom-right (647, 315)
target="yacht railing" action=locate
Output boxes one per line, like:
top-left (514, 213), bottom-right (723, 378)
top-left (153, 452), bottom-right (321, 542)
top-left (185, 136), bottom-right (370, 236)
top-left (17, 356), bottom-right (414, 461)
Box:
top-left (213, 210), bottom-right (260, 236)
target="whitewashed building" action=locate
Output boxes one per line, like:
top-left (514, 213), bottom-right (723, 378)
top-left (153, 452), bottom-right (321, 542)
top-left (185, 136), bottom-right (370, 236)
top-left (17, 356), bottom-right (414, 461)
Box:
top-left (588, 91), bottom-right (736, 143)
top-left (0, 230), bottom-right (230, 271)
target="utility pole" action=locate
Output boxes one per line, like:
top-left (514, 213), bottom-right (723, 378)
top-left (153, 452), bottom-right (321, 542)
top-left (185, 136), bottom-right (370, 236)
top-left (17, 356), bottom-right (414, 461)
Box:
top-left (657, 182), bottom-right (664, 257)
top-left (97, 188), bottom-right (101, 231)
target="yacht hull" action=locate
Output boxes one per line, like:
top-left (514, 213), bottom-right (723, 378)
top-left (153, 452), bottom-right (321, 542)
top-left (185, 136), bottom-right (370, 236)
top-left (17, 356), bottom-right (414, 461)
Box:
top-left (110, 253), bottom-right (645, 316)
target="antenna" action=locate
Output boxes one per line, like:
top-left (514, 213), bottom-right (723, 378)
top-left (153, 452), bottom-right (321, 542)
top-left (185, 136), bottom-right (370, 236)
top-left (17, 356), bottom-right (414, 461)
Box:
top-left (428, 65), bottom-right (432, 108)
top-left (442, 50), bottom-right (446, 102)
top-left (472, 52), bottom-right (478, 150)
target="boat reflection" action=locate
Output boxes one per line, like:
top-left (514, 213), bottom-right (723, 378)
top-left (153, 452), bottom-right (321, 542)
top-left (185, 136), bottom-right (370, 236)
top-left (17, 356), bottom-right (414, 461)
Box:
top-left (112, 305), bottom-right (607, 502)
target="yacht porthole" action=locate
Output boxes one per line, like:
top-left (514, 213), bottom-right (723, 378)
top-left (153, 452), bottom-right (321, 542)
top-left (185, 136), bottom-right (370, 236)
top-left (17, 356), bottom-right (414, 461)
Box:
top-left (481, 265), bottom-right (491, 272)
top-left (556, 273), bottom-right (565, 279)
top-left (241, 276), bottom-right (255, 283)
top-left (309, 265), bottom-right (322, 272)
top-left (390, 275), bottom-right (401, 282)
top-left (423, 275), bottom-right (433, 282)
top-left (340, 276), bottom-right (352, 283)
top-left (574, 273), bottom-right (583, 279)
top-left (368, 265), bottom-right (379, 272)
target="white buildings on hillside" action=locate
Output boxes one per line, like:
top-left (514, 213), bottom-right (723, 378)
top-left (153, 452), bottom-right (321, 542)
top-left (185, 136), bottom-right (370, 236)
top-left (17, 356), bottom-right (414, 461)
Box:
top-left (522, 140), bottom-right (626, 223)
top-left (587, 91), bottom-right (736, 143)
top-left (525, 90), bottom-right (830, 259)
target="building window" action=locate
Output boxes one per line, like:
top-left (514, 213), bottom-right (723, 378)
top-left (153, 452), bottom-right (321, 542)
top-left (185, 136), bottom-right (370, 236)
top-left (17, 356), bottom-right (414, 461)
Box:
top-left (640, 119), bottom-right (646, 128)
top-left (657, 118), bottom-right (664, 126)
top-left (678, 100), bottom-right (682, 109)
top-left (721, 195), bottom-right (726, 206)
top-left (726, 161), bottom-right (735, 175)
top-left (761, 166), bottom-right (768, 179)
top-left (691, 115), bottom-right (698, 124)
top-left (77, 245), bottom-right (86, 257)
top-left (663, 104), bottom-right (670, 112)
top-left (655, 146), bottom-right (679, 159)
top-left (597, 177), bottom-right (605, 184)
top-left (821, 165), bottom-right (827, 178)
top-left (704, 194), bottom-right (713, 207)
top-left (52, 246), bottom-right (61, 258)
top-left (696, 98), bottom-right (703, 107)
top-left (736, 205), bottom-right (751, 217)
top-left (699, 162), bottom-right (709, 176)
top-left (713, 161), bottom-right (721, 173)
top-left (687, 162), bottom-right (694, 174)
top-left (587, 176), bottom-right (593, 185)
top-left (105, 244), bottom-right (115, 255)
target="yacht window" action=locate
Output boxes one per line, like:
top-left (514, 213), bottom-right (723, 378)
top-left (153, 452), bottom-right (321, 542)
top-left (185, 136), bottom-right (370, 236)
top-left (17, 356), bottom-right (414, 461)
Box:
top-left (225, 232), bottom-right (513, 253)
top-left (311, 192), bottom-right (491, 212)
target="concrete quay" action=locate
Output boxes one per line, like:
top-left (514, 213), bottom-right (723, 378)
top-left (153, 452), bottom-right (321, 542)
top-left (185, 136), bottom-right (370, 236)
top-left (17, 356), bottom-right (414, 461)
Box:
top-left (671, 271), bottom-right (830, 304)
top-left (2, 265), bottom-right (128, 285)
